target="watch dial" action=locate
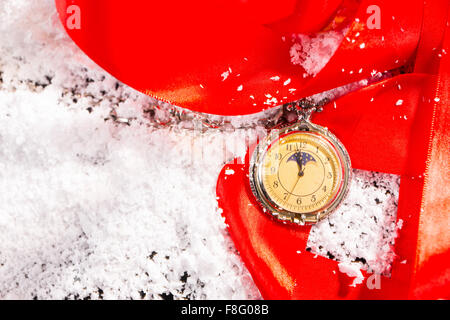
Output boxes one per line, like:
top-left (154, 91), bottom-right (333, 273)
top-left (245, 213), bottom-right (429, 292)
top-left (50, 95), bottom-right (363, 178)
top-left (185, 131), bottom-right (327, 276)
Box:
top-left (259, 131), bottom-right (343, 214)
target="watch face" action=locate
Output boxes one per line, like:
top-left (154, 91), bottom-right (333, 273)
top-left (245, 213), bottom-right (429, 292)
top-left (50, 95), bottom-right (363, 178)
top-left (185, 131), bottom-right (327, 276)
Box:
top-left (250, 122), bottom-right (351, 225)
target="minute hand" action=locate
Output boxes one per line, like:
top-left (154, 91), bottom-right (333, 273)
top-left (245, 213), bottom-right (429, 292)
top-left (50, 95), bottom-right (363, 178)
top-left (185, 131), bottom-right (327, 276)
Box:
top-left (286, 151), bottom-right (304, 203)
top-left (297, 151), bottom-right (304, 177)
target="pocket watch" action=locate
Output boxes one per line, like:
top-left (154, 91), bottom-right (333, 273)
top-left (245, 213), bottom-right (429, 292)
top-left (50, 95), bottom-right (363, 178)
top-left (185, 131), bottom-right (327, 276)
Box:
top-left (249, 101), bottom-right (351, 225)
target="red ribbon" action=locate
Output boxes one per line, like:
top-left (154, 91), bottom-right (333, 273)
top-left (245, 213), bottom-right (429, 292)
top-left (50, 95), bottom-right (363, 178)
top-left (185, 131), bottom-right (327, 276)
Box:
top-left (56, 0), bottom-right (422, 115)
top-left (217, 4), bottom-right (450, 298)
top-left (217, 72), bottom-right (434, 299)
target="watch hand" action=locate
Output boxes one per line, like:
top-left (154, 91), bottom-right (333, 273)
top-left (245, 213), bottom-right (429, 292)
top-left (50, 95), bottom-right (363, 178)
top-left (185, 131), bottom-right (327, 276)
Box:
top-left (286, 151), bottom-right (304, 203)
top-left (295, 157), bottom-right (302, 174)
top-left (298, 151), bottom-right (304, 177)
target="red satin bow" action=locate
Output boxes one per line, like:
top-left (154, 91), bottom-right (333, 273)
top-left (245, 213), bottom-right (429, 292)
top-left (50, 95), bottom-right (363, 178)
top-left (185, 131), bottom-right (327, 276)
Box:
top-left (56, 0), bottom-right (422, 115)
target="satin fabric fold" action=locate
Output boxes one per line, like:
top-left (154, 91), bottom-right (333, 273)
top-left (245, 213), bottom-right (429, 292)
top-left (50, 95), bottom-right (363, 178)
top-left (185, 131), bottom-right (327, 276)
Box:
top-left (55, 0), bottom-right (422, 115)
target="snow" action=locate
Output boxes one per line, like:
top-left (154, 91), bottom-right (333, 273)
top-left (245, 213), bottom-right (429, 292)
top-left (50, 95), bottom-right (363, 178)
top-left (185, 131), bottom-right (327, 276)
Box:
top-left (338, 262), bottom-right (365, 287)
top-left (0, 0), bottom-right (402, 299)
top-left (290, 30), bottom-right (345, 76)
top-left (221, 70), bottom-right (231, 81)
top-left (283, 78), bottom-right (291, 86)
top-left (225, 169), bottom-right (235, 175)
top-left (0, 86), bottom-right (265, 300)
top-left (308, 171), bottom-right (401, 275)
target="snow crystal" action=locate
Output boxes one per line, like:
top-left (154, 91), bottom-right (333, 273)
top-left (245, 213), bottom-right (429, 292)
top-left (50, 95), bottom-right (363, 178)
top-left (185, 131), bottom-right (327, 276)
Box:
top-left (338, 262), bottom-right (365, 287)
top-left (221, 68), bottom-right (232, 81)
top-left (264, 97), bottom-right (278, 106)
top-left (290, 30), bottom-right (345, 76)
top-left (225, 169), bottom-right (235, 176)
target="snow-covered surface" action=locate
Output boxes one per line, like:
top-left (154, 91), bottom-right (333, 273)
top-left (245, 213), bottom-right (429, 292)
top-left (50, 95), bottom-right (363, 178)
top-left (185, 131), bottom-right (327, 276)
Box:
top-left (0, 88), bottom-right (263, 300)
top-left (0, 1), bottom-right (401, 299)
top-left (308, 171), bottom-right (400, 275)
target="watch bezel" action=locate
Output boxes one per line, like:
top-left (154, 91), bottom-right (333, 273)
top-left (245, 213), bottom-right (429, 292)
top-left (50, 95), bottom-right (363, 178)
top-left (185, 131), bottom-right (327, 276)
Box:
top-left (249, 120), bottom-right (352, 225)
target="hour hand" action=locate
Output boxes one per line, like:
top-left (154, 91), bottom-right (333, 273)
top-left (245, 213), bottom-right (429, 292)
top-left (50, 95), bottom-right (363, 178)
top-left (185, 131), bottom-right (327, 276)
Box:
top-left (297, 154), bottom-right (304, 177)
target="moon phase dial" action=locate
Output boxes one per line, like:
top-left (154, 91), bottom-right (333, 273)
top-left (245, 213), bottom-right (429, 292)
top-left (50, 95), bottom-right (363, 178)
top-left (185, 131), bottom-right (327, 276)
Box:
top-left (250, 121), bottom-right (351, 225)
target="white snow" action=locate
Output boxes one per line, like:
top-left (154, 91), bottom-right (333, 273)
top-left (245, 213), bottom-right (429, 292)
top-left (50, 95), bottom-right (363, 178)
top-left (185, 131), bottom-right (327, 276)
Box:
top-left (338, 262), bottom-right (365, 287)
top-left (225, 169), bottom-right (235, 176)
top-left (0, 86), bottom-right (265, 300)
top-left (308, 171), bottom-right (400, 275)
top-left (221, 70), bottom-right (231, 81)
top-left (290, 30), bottom-right (345, 76)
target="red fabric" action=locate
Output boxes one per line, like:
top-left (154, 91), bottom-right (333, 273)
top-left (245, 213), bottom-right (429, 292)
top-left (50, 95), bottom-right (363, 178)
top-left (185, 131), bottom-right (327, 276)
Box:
top-left (409, 4), bottom-right (450, 299)
top-left (217, 164), bottom-right (364, 299)
top-left (55, 0), bottom-right (422, 115)
top-left (216, 2), bottom-right (450, 299)
top-left (216, 72), bottom-right (442, 299)
top-left (55, 0), bottom-right (450, 299)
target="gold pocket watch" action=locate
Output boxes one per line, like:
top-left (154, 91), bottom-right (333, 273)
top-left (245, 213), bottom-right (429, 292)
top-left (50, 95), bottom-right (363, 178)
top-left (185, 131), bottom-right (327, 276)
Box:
top-left (249, 102), bottom-right (351, 225)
